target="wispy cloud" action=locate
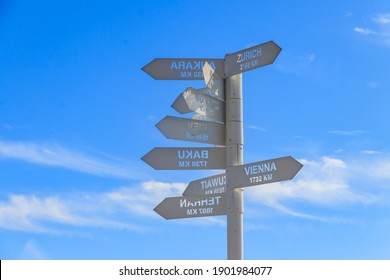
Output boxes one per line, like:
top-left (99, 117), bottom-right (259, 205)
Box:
top-left (19, 240), bottom-right (49, 260)
top-left (0, 179), bottom-right (229, 234)
top-left (328, 130), bottom-right (367, 136)
top-left (354, 27), bottom-right (377, 35)
top-left (354, 158), bottom-right (390, 180)
top-left (0, 140), bottom-right (144, 179)
top-left (106, 181), bottom-right (186, 217)
top-left (0, 194), bottom-right (96, 233)
top-left (247, 155), bottom-right (390, 221)
top-left (301, 53), bottom-right (316, 63)
top-left (354, 12), bottom-right (390, 46)
top-left (367, 81), bottom-right (381, 89)
top-left (0, 123), bottom-right (14, 130)
top-left (373, 13), bottom-right (390, 25)
top-left (276, 52), bottom-right (320, 79)
top-left (0, 180), bottom-right (195, 233)
top-left (249, 156), bottom-right (373, 205)
top-left (246, 125), bottom-right (267, 132)
top-left (361, 150), bottom-right (383, 155)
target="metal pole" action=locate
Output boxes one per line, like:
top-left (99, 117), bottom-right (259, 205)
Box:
top-left (225, 73), bottom-right (244, 260)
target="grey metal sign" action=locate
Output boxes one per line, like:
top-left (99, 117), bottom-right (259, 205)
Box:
top-left (154, 193), bottom-right (227, 219)
top-left (224, 41), bottom-right (281, 78)
top-left (141, 147), bottom-right (226, 170)
top-left (171, 87), bottom-right (225, 123)
top-left (203, 61), bottom-right (224, 99)
top-left (142, 58), bottom-right (224, 80)
top-left (226, 156), bottom-right (303, 189)
top-left (156, 116), bottom-right (226, 145)
top-left (183, 173), bottom-right (226, 196)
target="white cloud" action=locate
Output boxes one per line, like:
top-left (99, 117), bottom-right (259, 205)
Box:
top-left (247, 156), bottom-right (387, 220)
top-left (354, 159), bottom-right (390, 180)
top-left (0, 140), bottom-right (144, 179)
top-left (0, 180), bottom-right (215, 233)
top-left (106, 181), bottom-right (186, 217)
top-left (373, 13), bottom-right (390, 25)
top-left (2, 154), bottom-right (390, 233)
top-left (301, 53), bottom-right (316, 63)
top-left (0, 123), bottom-right (14, 129)
top-left (19, 240), bottom-right (49, 260)
top-left (0, 193), bottom-right (152, 233)
top-left (354, 12), bottom-right (390, 46)
top-left (368, 81), bottom-right (380, 89)
top-left (276, 52), bottom-right (320, 79)
top-left (346, 12), bottom-right (353, 17)
top-left (354, 27), bottom-right (376, 35)
top-left (0, 194), bottom-right (87, 233)
top-left (322, 156), bottom-right (346, 169)
top-left (246, 125), bottom-right (266, 132)
top-left (328, 130), bottom-right (367, 136)
top-left (361, 150), bottom-right (382, 155)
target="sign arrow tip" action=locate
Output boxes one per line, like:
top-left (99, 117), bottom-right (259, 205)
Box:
top-left (141, 59), bottom-right (159, 80)
top-left (171, 94), bottom-right (191, 114)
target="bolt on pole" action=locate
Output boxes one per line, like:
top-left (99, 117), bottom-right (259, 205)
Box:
top-left (225, 73), bottom-right (244, 260)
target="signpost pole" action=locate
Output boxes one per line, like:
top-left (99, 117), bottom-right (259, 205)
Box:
top-left (225, 73), bottom-right (244, 260)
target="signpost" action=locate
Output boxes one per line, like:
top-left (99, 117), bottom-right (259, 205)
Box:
top-left (154, 193), bottom-right (227, 219)
top-left (141, 147), bottom-right (226, 170)
top-left (141, 40), bottom-right (303, 260)
top-left (171, 87), bottom-right (225, 123)
top-left (142, 58), bottom-right (224, 80)
top-left (156, 116), bottom-right (226, 145)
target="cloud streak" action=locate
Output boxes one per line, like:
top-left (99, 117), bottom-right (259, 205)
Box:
top-left (354, 12), bottom-right (390, 46)
top-left (0, 140), bottom-right (224, 233)
top-left (373, 13), bottom-right (390, 25)
top-left (247, 155), bottom-right (390, 221)
top-left (0, 181), bottom-right (187, 233)
top-left (246, 125), bottom-right (267, 132)
top-left (2, 151), bottom-right (390, 233)
top-left (0, 194), bottom-right (95, 233)
top-left (328, 130), bottom-right (368, 136)
top-left (354, 27), bottom-right (377, 35)
top-left (106, 181), bottom-right (186, 217)
top-left (0, 140), bottom-right (144, 179)
top-left (275, 52), bottom-right (320, 79)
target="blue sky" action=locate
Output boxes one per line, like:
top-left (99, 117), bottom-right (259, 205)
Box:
top-left (1, 0), bottom-right (390, 259)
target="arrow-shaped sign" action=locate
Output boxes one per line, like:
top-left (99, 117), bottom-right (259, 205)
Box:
top-left (203, 61), bottom-right (224, 99)
top-left (224, 41), bottom-right (281, 78)
top-left (226, 156), bottom-right (303, 189)
top-left (156, 116), bottom-right (226, 145)
top-left (154, 193), bottom-right (227, 219)
top-left (171, 87), bottom-right (225, 123)
top-left (183, 173), bottom-right (226, 196)
top-left (142, 58), bottom-right (224, 80)
top-left (141, 147), bottom-right (226, 170)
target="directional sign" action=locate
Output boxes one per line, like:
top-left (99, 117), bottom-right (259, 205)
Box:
top-left (183, 173), bottom-right (226, 196)
top-left (226, 156), bottom-right (303, 189)
top-left (141, 147), bottom-right (226, 170)
top-left (203, 61), bottom-right (224, 99)
top-left (154, 193), bottom-right (227, 219)
top-left (142, 58), bottom-right (224, 80)
top-left (171, 87), bottom-right (225, 123)
top-left (224, 41), bottom-right (281, 78)
top-left (156, 116), bottom-right (226, 145)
